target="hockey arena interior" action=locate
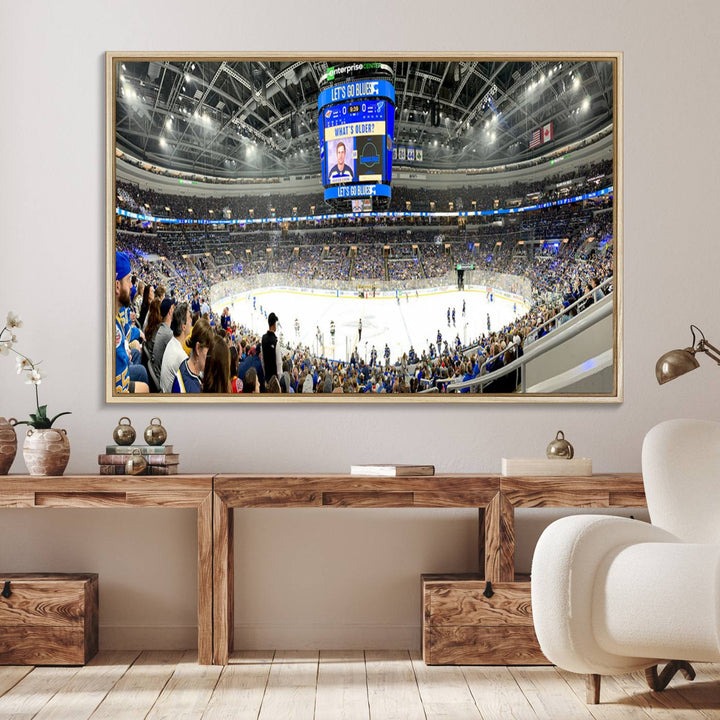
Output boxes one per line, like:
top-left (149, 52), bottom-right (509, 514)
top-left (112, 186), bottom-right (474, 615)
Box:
top-left (112, 58), bottom-right (617, 398)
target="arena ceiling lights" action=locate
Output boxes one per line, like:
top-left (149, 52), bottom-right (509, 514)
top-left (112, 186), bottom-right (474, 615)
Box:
top-left (114, 56), bottom-right (614, 182)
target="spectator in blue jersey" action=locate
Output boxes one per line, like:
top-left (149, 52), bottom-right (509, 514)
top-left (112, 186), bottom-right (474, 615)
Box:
top-left (115, 251), bottom-right (149, 394)
top-left (328, 141), bottom-right (354, 182)
top-left (237, 343), bottom-right (265, 392)
top-left (172, 317), bottom-right (213, 393)
top-left (191, 292), bottom-right (201, 314)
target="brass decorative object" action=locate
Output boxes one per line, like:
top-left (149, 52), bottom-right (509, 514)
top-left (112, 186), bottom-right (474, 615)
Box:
top-left (125, 449), bottom-right (147, 475)
top-left (546, 430), bottom-right (574, 459)
top-left (144, 418), bottom-right (167, 446)
top-left (656, 325), bottom-right (720, 384)
top-left (112, 416), bottom-right (136, 446)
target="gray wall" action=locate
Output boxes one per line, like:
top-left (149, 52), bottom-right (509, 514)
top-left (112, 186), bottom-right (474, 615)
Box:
top-left (1, 0), bottom-right (719, 649)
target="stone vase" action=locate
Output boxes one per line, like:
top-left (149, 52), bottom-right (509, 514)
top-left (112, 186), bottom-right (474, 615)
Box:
top-left (22, 428), bottom-right (70, 476)
top-left (0, 417), bottom-right (18, 475)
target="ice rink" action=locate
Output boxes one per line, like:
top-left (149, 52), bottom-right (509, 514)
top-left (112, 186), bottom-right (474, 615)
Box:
top-left (217, 285), bottom-right (529, 365)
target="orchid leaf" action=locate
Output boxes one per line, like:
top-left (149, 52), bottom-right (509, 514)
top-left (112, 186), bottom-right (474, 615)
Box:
top-left (48, 411), bottom-right (72, 427)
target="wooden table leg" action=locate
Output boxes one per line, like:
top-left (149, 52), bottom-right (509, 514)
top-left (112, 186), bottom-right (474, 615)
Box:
top-left (484, 492), bottom-right (515, 582)
top-left (213, 492), bottom-right (234, 665)
top-left (197, 493), bottom-right (213, 665)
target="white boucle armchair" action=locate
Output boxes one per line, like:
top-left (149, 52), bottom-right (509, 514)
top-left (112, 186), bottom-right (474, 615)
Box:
top-left (531, 418), bottom-right (720, 703)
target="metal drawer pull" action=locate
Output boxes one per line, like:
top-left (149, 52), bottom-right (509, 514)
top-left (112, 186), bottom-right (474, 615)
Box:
top-left (1, 581), bottom-right (11, 598)
top-left (483, 581), bottom-right (494, 598)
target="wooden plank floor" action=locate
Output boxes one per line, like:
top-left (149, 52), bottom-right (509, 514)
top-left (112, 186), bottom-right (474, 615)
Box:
top-left (0, 652), bottom-right (717, 720)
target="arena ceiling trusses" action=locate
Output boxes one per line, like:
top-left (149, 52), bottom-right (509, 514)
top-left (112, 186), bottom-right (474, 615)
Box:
top-left (114, 57), bottom-right (615, 180)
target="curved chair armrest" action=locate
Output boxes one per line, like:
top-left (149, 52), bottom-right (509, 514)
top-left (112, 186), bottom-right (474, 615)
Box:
top-left (594, 540), bottom-right (720, 663)
top-left (531, 515), bottom-right (679, 674)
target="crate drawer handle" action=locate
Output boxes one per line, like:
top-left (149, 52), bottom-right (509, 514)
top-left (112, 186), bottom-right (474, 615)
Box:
top-left (1, 581), bottom-right (10, 599)
top-left (483, 581), bottom-right (494, 599)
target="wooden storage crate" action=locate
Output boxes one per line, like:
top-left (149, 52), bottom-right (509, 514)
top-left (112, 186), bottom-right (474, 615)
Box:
top-left (0, 573), bottom-right (98, 665)
top-left (422, 573), bottom-right (548, 665)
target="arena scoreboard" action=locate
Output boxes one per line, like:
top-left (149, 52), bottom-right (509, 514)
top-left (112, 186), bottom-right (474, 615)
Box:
top-left (318, 64), bottom-right (395, 211)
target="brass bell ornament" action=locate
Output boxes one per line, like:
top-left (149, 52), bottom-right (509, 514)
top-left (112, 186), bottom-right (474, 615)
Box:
top-left (546, 430), bottom-right (574, 459)
top-left (125, 449), bottom-right (147, 475)
top-left (144, 418), bottom-right (167, 446)
top-left (112, 417), bottom-right (136, 446)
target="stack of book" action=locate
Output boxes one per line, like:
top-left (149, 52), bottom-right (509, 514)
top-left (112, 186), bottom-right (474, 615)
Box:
top-left (349, 464), bottom-right (435, 477)
top-left (98, 445), bottom-right (179, 475)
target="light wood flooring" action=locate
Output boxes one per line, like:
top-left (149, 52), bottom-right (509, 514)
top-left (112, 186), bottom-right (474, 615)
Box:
top-left (0, 650), bottom-right (718, 719)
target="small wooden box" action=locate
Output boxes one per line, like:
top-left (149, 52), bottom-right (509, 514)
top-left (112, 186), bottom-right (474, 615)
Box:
top-left (0, 573), bottom-right (98, 665)
top-left (422, 573), bottom-right (548, 665)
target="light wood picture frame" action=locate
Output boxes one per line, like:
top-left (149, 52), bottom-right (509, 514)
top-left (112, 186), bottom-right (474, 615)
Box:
top-left (107, 52), bottom-right (622, 403)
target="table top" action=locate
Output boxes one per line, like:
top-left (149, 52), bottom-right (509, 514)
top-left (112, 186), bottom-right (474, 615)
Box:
top-left (0, 474), bottom-right (213, 508)
top-left (0, 473), bottom-right (646, 509)
top-left (214, 473), bottom-right (646, 509)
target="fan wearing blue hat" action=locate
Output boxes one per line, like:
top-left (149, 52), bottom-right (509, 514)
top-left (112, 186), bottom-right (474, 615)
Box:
top-left (115, 251), bottom-right (149, 393)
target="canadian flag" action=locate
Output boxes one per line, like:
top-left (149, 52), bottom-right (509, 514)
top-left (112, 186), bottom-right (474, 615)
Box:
top-left (542, 122), bottom-right (554, 144)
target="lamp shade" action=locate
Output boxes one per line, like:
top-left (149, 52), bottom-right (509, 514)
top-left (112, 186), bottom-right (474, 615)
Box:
top-left (655, 348), bottom-right (700, 385)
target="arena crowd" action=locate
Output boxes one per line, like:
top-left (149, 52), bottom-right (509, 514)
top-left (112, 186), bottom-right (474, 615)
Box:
top-left (114, 162), bottom-right (614, 395)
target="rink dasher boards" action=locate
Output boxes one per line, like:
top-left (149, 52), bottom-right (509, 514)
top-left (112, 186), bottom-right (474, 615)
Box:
top-left (213, 284), bottom-right (530, 365)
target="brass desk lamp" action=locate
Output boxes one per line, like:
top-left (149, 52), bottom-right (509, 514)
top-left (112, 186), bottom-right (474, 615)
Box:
top-left (656, 325), bottom-right (720, 384)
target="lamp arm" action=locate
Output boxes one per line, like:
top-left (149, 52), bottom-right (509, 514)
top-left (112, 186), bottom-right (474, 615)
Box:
top-left (698, 339), bottom-right (720, 365)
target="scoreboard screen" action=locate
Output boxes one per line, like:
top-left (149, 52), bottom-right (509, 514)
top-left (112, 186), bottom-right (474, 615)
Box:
top-left (318, 78), bottom-right (395, 207)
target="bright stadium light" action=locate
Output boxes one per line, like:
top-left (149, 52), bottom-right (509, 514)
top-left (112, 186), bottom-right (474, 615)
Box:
top-left (582, 97), bottom-right (590, 111)
top-left (573, 75), bottom-right (581, 90)
top-left (159, 137), bottom-right (167, 148)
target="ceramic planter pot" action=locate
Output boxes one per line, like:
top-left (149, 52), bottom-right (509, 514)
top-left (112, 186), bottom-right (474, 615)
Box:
top-left (22, 428), bottom-right (70, 476)
top-left (0, 417), bottom-right (18, 475)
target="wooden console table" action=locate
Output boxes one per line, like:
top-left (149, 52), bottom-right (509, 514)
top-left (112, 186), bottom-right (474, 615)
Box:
top-left (212, 473), bottom-right (645, 665)
top-left (0, 475), bottom-right (214, 665)
top-left (0, 473), bottom-right (647, 666)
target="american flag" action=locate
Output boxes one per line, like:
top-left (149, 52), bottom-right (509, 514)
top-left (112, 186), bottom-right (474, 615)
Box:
top-left (529, 128), bottom-right (541, 148)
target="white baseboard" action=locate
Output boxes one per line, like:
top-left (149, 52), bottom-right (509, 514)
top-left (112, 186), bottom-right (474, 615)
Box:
top-left (99, 624), bottom-right (421, 650)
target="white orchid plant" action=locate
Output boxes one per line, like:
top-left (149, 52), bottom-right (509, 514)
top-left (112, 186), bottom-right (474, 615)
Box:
top-left (0, 311), bottom-right (71, 429)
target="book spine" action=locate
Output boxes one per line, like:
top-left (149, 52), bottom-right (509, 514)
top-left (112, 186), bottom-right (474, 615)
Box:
top-left (99, 464), bottom-right (126, 475)
top-left (394, 466), bottom-right (435, 476)
top-left (104, 446), bottom-right (174, 455)
top-left (98, 454), bottom-right (180, 466)
top-left (98, 464), bottom-right (179, 475)
top-left (147, 465), bottom-right (179, 475)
